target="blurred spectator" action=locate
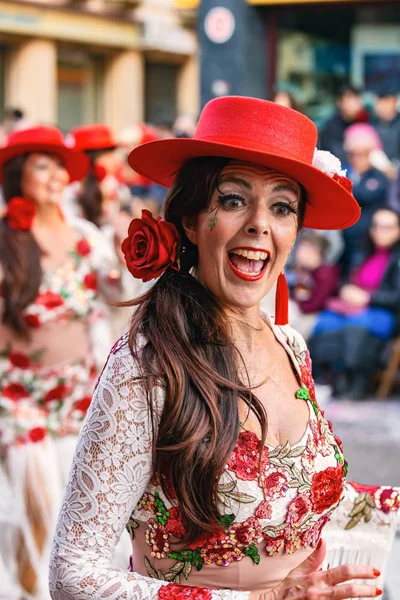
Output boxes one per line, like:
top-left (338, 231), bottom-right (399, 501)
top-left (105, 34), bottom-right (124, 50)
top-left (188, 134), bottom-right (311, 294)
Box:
top-left (2, 108), bottom-right (25, 134)
top-left (173, 114), bottom-right (197, 138)
top-left (309, 208), bottom-right (400, 399)
top-left (341, 123), bottom-right (389, 276)
top-left (287, 232), bottom-right (340, 340)
top-left (318, 85), bottom-right (369, 164)
top-left (272, 90), bottom-right (301, 112)
top-left (372, 82), bottom-right (400, 165)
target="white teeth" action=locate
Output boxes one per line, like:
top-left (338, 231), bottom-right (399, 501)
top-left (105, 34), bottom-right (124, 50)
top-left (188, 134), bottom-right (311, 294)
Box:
top-left (230, 248), bottom-right (269, 260)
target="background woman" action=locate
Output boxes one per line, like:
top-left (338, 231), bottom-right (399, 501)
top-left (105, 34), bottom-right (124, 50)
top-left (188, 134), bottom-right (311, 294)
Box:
top-left (50, 97), bottom-right (380, 599)
top-left (310, 207), bottom-right (400, 399)
top-left (0, 126), bottom-right (114, 599)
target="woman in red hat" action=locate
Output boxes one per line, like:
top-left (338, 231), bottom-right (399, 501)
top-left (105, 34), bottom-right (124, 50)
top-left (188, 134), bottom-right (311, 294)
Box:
top-left (51, 98), bottom-right (381, 599)
top-left (0, 126), bottom-right (119, 599)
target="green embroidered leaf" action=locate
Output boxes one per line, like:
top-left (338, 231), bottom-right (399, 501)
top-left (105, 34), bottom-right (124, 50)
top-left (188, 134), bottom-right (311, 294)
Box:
top-left (296, 387), bottom-right (310, 400)
top-left (343, 460), bottom-right (349, 477)
top-left (349, 500), bottom-right (366, 517)
top-left (168, 551), bottom-right (184, 561)
top-left (365, 494), bottom-right (375, 509)
top-left (164, 572), bottom-right (176, 582)
top-left (243, 544), bottom-right (261, 565)
top-left (219, 513), bottom-right (236, 529)
top-left (174, 575), bottom-right (180, 584)
top-left (169, 561), bottom-right (185, 574)
top-left (126, 517), bottom-right (139, 538)
top-left (288, 446), bottom-right (306, 458)
top-left (157, 569), bottom-right (165, 580)
top-left (298, 484), bottom-right (310, 494)
top-left (310, 401), bottom-right (319, 415)
top-left (345, 512), bottom-right (363, 530)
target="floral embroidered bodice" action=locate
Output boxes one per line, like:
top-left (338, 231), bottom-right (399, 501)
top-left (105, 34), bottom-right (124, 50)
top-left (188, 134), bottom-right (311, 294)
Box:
top-left (49, 321), bottom-right (346, 600)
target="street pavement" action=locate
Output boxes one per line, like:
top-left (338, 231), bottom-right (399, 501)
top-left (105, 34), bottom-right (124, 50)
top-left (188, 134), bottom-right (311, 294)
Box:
top-left (322, 394), bottom-right (400, 600)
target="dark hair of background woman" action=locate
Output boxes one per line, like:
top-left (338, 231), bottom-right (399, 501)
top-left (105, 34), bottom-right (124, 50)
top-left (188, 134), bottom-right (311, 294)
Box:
top-left (77, 149), bottom-right (109, 227)
top-left (0, 154), bottom-right (43, 338)
top-left (124, 157), bottom-right (307, 543)
top-left (364, 207), bottom-right (400, 259)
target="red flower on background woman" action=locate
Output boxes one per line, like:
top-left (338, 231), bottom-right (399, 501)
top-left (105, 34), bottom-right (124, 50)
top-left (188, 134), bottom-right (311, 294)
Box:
top-left (9, 351), bottom-right (31, 369)
top-left (76, 238), bottom-right (92, 257)
top-left (3, 383), bottom-right (30, 401)
top-left (310, 465), bottom-right (344, 513)
top-left (44, 383), bottom-right (68, 404)
top-left (5, 197), bottom-right (35, 230)
top-left (28, 427), bottom-right (47, 443)
top-left (83, 272), bottom-right (98, 291)
top-left (74, 396), bottom-right (92, 413)
top-left (24, 314), bottom-right (41, 329)
top-left (37, 291), bottom-right (64, 309)
top-left (122, 209), bottom-right (179, 282)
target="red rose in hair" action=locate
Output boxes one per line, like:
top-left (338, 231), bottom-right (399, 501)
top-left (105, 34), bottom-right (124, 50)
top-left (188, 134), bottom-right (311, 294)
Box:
top-left (121, 209), bottom-right (179, 282)
top-left (74, 395), bottom-right (92, 413)
top-left (44, 383), bottom-right (68, 403)
top-left (311, 466), bottom-right (344, 514)
top-left (333, 173), bottom-right (353, 194)
top-left (9, 351), bottom-right (30, 369)
top-left (83, 272), bottom-right (98, 291)
top-left (24, 314), bottom-right (41, 329)
top-left (76, 238), bottom-right (92, 257)
top-left (37, 291), bottom-right (64, 309)
top-left (5, 197), bottom-right (35, 230)
top-left (3, 383), bottom-right (29, 401)
top-left (28, 427), bottom-right (47, 443)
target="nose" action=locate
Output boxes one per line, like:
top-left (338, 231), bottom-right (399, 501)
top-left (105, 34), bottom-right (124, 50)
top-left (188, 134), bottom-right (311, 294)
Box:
top-left (245, 204), bottom-right (270, 236)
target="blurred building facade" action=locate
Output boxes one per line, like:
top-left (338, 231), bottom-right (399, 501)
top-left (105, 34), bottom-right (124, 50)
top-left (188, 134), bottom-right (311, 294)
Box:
top-left (0, 0), bottom-right (199, 132)
top-left (183, 0), bottom-right (400, 124)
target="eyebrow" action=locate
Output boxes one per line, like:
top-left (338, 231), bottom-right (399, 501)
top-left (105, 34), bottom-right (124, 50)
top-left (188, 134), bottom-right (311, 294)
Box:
top-left (219, 176), bottom-right (253, 189)
top-left (272, 183), bottom-right (299, 197)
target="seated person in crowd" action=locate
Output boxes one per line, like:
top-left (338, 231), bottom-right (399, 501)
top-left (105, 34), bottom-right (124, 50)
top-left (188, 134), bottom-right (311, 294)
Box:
top-left (287, 232), bottom-right (340, 340)
top-left (309, 208), bottom-right (400, 399)
top-left (341, 123), bottom-right (389, 277)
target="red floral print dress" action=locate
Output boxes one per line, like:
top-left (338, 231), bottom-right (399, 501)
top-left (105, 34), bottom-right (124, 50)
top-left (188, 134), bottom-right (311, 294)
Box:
top-left (0, 236), bottom-right (102, 447)
top-left (49, 320), bottom-right (347, 600)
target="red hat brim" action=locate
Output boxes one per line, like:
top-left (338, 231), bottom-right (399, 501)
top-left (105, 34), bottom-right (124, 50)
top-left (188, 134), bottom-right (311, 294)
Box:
top-left (128, 138), bottom-right (360, 230)
top-left (0, 143), bottom-right (89, 183)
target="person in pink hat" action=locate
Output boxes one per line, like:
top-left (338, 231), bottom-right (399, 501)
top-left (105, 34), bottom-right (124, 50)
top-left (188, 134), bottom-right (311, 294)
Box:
top-left (51, 97), bottom-right (381, 599)
top-left (0, 126), bottom-right (121, 598)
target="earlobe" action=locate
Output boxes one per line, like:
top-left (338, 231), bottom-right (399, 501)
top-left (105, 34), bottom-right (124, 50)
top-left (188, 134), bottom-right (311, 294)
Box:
top-left (182, 216), bottom-right (198, 246)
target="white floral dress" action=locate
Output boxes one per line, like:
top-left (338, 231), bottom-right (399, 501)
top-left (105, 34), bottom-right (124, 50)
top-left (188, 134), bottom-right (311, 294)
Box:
top-left (49, 320), bottom-right (347, 600)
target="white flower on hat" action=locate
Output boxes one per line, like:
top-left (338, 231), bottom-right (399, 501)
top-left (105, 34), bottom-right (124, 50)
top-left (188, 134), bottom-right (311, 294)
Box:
top-left (312, 149), bottom-right (347, 178)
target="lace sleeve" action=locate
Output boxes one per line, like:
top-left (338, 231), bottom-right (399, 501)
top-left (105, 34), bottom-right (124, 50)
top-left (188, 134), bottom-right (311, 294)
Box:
top-left (49, 338), bottom-right (249, 600)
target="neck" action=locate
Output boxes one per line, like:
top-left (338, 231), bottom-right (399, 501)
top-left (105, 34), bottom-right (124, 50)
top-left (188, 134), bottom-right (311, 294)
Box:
top-left (34, 203), bottom-right (64, 228)
top-left (224, 304), bottom-right (266, 352)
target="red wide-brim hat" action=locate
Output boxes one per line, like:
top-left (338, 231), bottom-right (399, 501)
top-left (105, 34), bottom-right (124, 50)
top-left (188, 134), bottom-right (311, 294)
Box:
top-left (0, 126), bottom-right (89, 183)
top-left (69, 124), bottom-right (117, 152)
top-left (128, 96), bottom-right (360, 230)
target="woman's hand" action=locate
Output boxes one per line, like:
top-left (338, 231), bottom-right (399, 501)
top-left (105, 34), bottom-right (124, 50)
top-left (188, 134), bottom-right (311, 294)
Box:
top-left (249, 539), bottom-right (381, 599)
top-left (339, 284), bottom-right (370, 308)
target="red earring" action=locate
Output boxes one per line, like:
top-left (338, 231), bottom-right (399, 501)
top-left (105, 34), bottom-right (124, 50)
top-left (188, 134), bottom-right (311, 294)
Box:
top-left (275, 272), bottom-right (289, 326)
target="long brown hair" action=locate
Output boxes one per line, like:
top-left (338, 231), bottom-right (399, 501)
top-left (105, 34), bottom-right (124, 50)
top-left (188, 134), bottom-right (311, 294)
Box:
top-left (127, 157), bottom-right (307, 542)
top-left (77, 149), bottom-right (107, 227)
top-left (0, 155), bottom-right (42, 337)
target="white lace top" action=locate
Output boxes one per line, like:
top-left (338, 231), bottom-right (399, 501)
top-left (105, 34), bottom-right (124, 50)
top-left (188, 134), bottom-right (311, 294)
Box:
top-left (49, 322), bottom-right (346, 600)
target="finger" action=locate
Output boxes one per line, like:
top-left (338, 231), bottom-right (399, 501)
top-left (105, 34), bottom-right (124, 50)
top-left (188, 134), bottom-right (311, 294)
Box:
top-left (319, 564), bottom-right (380, 587)
top-left (290, 539), bottom-right (327, 577)
top-left (307, 583), bottom-right (382, 599)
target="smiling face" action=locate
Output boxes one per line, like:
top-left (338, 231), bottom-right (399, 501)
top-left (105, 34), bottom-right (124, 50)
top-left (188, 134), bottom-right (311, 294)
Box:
top-left (21, 152), bottom-right (69, 207)
top-left (183, 161), bottom-right (301, 312)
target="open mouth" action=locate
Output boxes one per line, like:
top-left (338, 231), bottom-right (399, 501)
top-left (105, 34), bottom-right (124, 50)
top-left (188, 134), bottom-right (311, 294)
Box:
top-left (228, 248), bottom-right (270, 281)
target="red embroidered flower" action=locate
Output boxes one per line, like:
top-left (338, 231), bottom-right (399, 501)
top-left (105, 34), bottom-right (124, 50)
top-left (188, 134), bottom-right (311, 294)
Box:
top-left (334, 434), bottom-right (343, 453)
top-left (83, 272), bottom-right (98, 291)
top-left (37, 291), bottom-right (64, 309)
top-left (287, 493), bottom-right (312, 528)
top-left (311, 466), bottom-right (344, 514)
top-left (158, 584), bottom-right (212, 600)
top-left (28, 427), bottom-right (47, 443)
top-left (44, 383), bottom-right (68, 404)
top-left (227, 430), bottom-right (267, 481)
top-left (76, 238), bottom-right (92, 257)
top-left (6, 197), bottom-right (35, 230)
top-left (187, 526), bottom-right (225, 550)
top-left (165, 507), bottom-right (186, 539)
top-left (300, 351), bottom-right (316, 401)
top-left (3, 383), bottom-right (30, 401)
top-left (375, 487), bottom-right (400, 514)
top-left (200, 541), bottom-right (244, 567)
top-left (264, 533), bottom-right (285, 557)
top-left (145, 519), bottom-right (170, 558)
top-left (260, 464), bottom-right (290, 500)
top-left (301, 513), bottom-right (331, 549)
top-left (121, 209), bottom-right (179, 282)
top-left (309, 418), bottom-right (331, 458)
top-left (74, 396), bottom-right (92, 413)
top-left (255, 500), bottom-right (272, 519)
top-left (229, 516), bottom-right (261, 547)
top-left (333, 173), bottom-right (353, 194)
top-left (9, 351), bottom-right (31, 369)
top-left (138, 493), bottom-right (156, 513)
top-left (348, 481), bottom-right (380, 496)
top-left (24, 314), bottom-right (41, 329)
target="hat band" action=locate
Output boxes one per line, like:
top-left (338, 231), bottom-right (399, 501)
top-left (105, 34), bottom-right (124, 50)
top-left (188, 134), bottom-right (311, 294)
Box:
top-left (196, 134), bottom-right (313, 164)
